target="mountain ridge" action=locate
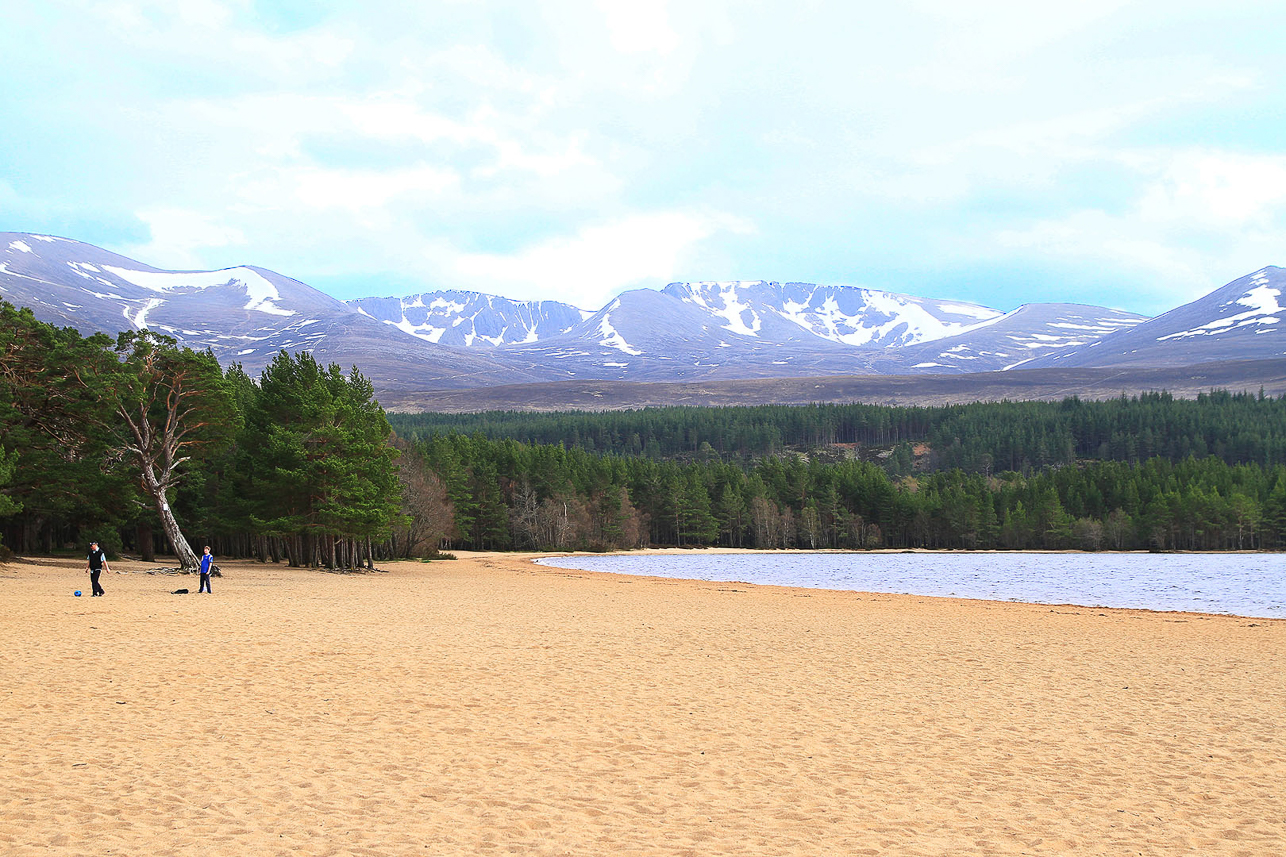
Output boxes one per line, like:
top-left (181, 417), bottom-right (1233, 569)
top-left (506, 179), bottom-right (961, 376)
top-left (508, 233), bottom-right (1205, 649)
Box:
top-left (0, 232), bottom-right (531, 392)
top-left (5, 231), bottom-right (1284, 400)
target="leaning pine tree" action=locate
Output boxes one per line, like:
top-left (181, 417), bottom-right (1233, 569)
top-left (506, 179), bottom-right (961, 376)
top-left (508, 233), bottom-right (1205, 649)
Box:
top-left (105, 331), bottom-right (241, 571)
top-left (0, 307), bottom-right (240, 568)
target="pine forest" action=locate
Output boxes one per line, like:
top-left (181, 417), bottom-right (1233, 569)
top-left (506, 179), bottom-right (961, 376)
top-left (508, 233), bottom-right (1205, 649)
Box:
top-left (5, 301), bottom-right (1286, 563)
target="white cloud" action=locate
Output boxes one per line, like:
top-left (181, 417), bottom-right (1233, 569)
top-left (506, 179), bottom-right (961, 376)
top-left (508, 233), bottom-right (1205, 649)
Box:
top-left (995, 148), bottom-right (1286, 306)
top-left (10, 0), bottom-right (1286, 315)
top-left (291, 164), bottom-right (461, 211)
top-left (125, 209), bottom-right (247, 270)
top-left (341, 98), bottom-right (597, 178)
top-left (442, 210), bottom-right (754, 308)
top-left (868, 48), bottom-right (1258, 207)
top-left (997, 209), bottom-right (1211, 284)
top-left (594, 0), bottom-right (679, 54)
top-left (90, 0), bottom-right (354, 83)
top-left (1134, 150), bottom-right (1286, 227)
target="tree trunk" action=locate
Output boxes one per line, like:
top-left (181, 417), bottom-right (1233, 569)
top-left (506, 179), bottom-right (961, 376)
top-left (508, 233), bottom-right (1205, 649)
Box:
top-left (156, 499), bottom-right (197, 570)
top-left (137, 522), bottom-right (156, 563)
top-left (136, 462), bottom-right (198, 570)
top-left (22, 518), bottom-right (37, 554)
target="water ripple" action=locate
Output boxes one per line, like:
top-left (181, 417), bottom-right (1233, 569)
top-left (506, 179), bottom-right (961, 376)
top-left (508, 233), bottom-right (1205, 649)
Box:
top-left (536, 552), bottom-right (1286, 618)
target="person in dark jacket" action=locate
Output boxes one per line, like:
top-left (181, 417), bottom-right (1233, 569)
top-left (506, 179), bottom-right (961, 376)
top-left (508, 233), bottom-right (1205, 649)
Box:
top-left (86, 541), bottom-right (109, 597)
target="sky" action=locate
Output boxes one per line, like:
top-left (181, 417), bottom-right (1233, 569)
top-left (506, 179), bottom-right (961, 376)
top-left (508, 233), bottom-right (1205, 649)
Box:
top-left (3, 1), bottom-right (1286, 316)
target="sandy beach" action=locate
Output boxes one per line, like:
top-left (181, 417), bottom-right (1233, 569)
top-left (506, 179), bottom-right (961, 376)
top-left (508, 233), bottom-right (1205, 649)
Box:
top-left (2, 552), bottom-right (1283, 856)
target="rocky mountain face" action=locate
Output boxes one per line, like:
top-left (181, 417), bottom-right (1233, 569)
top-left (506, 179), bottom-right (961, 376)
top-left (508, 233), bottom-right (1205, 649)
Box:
top-left (490, 283), bottom-right (1146, 381)
top-left (496, 288), bottom-right (878, 384)
top-left (0, 233), bottom-right (531, 391)
top-left (348, 291), bottom-right (591, 347)
top-left (662, 280), bottom-right (1004, 348)
top-left (7, 231), bottom-right (1282, 397)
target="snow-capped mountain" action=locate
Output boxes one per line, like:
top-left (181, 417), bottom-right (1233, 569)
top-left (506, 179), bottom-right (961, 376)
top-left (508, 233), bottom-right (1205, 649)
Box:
top-left (0, 233), bottom-right (532, 391)
top-left (1024, 267), bottom-right (1286, 369)
top-left (18, 230), bottom-right (1281, 399)
top-left (495, 284), bottom-right (1147, 381)
top-left (498, 287), bottom-right (880, 383)
top-left (663, 280), bottom-right (1003, 348)
top-left (348, 291), bottom-right (590, 347)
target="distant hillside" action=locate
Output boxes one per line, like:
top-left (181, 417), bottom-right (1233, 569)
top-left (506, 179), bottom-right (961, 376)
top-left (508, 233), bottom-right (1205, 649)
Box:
top-left (379, 359), bottom-right (1286, 413)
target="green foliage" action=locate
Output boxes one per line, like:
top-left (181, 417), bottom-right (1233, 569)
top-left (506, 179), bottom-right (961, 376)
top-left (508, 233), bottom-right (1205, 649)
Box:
top-left (0, 306), bottom-right (403, 566)
top-left (0, 446), bottom-right (22, 519)
top-left (389, 391), bottom-right (1286, 472)
top-left (5, 296), bottom-right (1286, 558)
top-left (0, 303), bottom-right (144, 551)
top-left (393, 429), bottom-right (1286, 552)
top-left (240, 352), bottom-right (403, 560)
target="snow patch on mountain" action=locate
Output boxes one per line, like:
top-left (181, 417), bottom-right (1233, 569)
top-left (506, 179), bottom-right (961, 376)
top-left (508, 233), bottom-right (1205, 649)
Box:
top-left (131, 298), bottom-right (164, 328)
top-left (678, 280), bottom-right (764, 336)
top-left (887, 303), bottom-right (1148, 374)
top-left (1157, 270), bottom-right (1282, 340)
top-left (347, 290), bottom-right (589, 348)
top-left (102, 266), bottom-right (295, 316)
top-left (597, 303), bottom-right (642, 355)
top-left (665, 280), bottom-right (1004, 349)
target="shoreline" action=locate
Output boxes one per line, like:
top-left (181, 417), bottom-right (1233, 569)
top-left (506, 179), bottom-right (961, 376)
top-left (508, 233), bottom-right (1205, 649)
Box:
top-left (5, 554), bottom-right (1283, 855)
top-left (528, 549), bottom-right (1286, 623)
top-left (12, 545), bottom-right (1279, 620)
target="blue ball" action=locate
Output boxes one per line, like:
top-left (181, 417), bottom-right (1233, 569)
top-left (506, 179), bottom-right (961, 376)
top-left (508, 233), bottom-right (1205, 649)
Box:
top-left (74, 590), bottom-right (82, 597)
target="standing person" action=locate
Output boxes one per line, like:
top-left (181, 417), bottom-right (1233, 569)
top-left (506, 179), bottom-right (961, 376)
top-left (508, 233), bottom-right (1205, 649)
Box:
top-left (86, 541), bottom-right (109, 597)
top-left (198, 546), bottom-right (214, 594)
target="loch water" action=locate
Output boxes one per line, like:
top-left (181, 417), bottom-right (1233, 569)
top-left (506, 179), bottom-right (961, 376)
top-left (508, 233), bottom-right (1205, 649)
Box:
top-left (535, 551), bottom-right (1286, 619)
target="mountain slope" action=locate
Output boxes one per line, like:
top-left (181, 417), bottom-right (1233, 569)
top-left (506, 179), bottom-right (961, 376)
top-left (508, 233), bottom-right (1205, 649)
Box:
top-left (0, 233), bottom-right (532, 391)
top-left (892, 303), bottom-right (1146, 373)
top-left (381, 358), bottom-right (1286, 413)
top-left (1025, 267), bottom-right (1286, 369)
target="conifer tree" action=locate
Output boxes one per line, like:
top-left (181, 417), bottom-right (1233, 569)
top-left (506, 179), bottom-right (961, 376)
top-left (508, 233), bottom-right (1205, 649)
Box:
top-left (245, 351), bottom-right (402, 567)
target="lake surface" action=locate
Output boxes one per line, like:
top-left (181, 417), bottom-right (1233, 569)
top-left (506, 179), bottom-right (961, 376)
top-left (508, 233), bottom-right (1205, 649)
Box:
top-left (535, 552), bottom-right (1286, 618)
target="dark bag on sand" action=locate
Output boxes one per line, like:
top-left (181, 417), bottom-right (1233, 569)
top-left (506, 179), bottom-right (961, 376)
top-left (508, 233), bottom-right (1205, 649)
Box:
top-left (171, 588), bottom-right (189, 594)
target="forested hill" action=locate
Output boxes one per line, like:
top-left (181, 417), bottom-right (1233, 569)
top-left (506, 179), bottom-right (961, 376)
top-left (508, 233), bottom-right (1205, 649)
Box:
top-left (388, 391), bottom-right (1286, 473)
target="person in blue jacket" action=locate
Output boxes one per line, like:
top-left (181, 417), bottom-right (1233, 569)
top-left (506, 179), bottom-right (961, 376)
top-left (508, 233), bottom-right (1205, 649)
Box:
top-left (198, 546), bottom-right (214, 594)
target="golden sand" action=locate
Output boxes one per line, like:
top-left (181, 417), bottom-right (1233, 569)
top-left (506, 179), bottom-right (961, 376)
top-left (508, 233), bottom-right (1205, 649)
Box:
top-left (2, 552), bottom-right (1283, 856)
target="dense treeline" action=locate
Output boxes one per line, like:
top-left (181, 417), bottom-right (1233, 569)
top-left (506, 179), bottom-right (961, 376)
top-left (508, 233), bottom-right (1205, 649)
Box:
top-left (389, 391), bottom-right (1286, 472)
top-left (7, 299), bottom-right (1286, 561)
top-left (412, 432), bottom-right (1286, 553)
top-left (0, 303), bottom-right (403, 567)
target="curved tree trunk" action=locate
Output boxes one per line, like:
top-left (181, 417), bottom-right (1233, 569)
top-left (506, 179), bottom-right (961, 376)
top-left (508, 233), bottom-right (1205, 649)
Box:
top-left (157, 500), bottom-right (198, 570)
top-left (138, 465), bottom-right (198, 570)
